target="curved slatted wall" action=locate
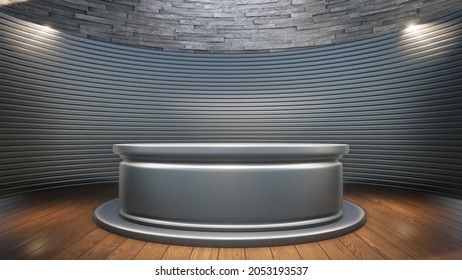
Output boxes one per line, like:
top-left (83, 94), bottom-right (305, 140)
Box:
top-left (1, 11), bottom-right (461, 197)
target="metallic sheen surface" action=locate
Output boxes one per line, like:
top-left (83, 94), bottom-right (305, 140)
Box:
top-left (95, 199), bottom-right (366, 247)
top-left (94, 143), bottom-right (366, 246)
top-left (114, 143), bottom-right (349, 163)
top-left (1, 11), bottom-right (462, 197)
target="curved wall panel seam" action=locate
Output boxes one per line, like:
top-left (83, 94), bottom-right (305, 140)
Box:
top-left (2, 34), bottom-right (461, 70)
top-left (1, 11), bottom-right (462, 197)
top-left (2, 72), bottom-right (461, 95)
top-left (3, 80), bottom-right (461, 101)
top-left (2, 47), bottom-right (461, 81)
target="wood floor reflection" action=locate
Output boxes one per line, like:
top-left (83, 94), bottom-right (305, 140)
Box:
top-left (0, 184), bottom-right (460, 260)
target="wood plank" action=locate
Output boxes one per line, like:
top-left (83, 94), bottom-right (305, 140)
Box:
top-left (133, 242), bottom-right (169, 260)
top-left (245, 247), bottom-right (273, 260)
top-left (0, 185), bottom-right (114, 226)
top-left (0, 194), bottom-right (48, 218)
top-left (106, 239), bottom-right (146, 260)
top-left (354, 225), bottom-right (414, 259)
top-left (349, 186), bottom-right (462, 233)
top-left (381, 186), bottom-right (462, 215)
top-left (1, 199), bottom-right (103, 258)
top-left (348, 192), bottom-right (445, 259)
top-left (347, 190), bottom-right (462, 258)
top-left (436, 196), bottom-right (462, 211)
top-left (1, 187), bottom-right (110, 253)
top-left (376, 188), bottom-right (462, 230)
top-left (50, 228), bottom-right (109, 259)
top-left (25, 213), bottom-right (99, 259)
top-left (78, 233), bottom-right (126, 260)
top-left (189, 247), bottom-right (220, 260)
top-left (15, 194), bottom-right (110, 259)
top-left (1, 184), bottom-right (461, 260)
top-left (317, 239), bottom-right (357, 260)
top-left (37, 208), bottom-right (118, 258)
top-left (0, 197), bottom-right (85, 231)
top-left (162, 245), bottom-right (194, 260)
top-left (1, 185), bottom-right (115, 260)
top-left (361, 215), bottom-right (439, 259)
top-left (295, 242), bottom-right (329, 260)
top-left (270, 245), bottom-right (301, 260)
top-left (337, 233), bottom-right (386, 260)
top-left (218, 248), bottom-right (245, 260)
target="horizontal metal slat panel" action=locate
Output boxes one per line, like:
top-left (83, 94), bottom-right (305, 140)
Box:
top-left (1, 11), bottom-right (461, 197)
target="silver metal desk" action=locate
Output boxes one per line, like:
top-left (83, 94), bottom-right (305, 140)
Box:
top-left (94, 143), bottom-right (366, 247)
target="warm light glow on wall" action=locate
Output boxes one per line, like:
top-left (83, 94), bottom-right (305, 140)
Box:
top-left (405, 23), bottom-right (424, 34)
top-left (0, 0), bottom-right (30, 7)
top-left (403, 21), bottom-right (445, 49)
top-left (1, 10), bottom-right (462, 197)
top-left (37, 24), bottom-right (55, 34)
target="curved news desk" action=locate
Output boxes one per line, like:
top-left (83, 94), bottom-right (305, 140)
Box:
top-left (94, 143), bottom-right (366, 247)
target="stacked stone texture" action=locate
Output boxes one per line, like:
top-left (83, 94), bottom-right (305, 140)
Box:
top-left (1, 0), bottom-right (461, 52)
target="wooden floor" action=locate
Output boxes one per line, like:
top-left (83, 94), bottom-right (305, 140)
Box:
top-left (0, 184), bottom-right (460, 260)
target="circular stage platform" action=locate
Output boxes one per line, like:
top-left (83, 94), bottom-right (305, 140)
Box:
top-left (94, 143), bottom-right (366, 247)
top-left (95, 199), bottom-right (366, 247)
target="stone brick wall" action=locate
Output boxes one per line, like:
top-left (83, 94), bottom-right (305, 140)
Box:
top-left (1, 0), bottom-right (462, 52)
